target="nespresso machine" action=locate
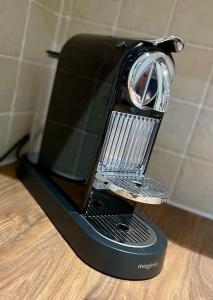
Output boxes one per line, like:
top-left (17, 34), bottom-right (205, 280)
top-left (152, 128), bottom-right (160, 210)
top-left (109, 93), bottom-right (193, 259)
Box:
top-left (18, 34), bottom-right (183, 280)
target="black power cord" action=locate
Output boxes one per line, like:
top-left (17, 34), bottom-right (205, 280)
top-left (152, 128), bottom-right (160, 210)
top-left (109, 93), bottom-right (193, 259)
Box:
top-left (0, 134), bottom-right (30, 163)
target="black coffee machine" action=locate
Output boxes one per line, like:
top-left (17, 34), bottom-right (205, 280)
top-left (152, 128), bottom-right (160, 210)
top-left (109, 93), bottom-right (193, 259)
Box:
top-left (18, 34), bottom-right (183, 280)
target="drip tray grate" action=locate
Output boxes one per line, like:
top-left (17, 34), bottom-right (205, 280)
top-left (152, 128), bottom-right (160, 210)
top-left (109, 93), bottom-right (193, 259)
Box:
top-left (85, 213), bottom-right (157, 247)
top-left (95, 173), bottom-right (168, 205)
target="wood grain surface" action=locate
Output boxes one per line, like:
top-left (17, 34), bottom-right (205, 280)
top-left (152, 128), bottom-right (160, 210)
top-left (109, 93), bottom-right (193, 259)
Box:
top-left (0, 164), bottom-right (212, 300)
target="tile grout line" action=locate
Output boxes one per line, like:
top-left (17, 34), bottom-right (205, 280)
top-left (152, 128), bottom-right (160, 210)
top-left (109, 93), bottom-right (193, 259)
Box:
top-left (32, 0), bottom-right (60, 16)
top-left (155, 145), bottom-right (213, 168)
top-left (13, 111), bottom-right (34, 116)
top-left (63, 16), bottom-right (160, 39)
top-left (164, 0), bottom-right (178, 35)
top-left (167, 199), bottom-right (213, 220)
top-left (22, 58), bottom-right (56, 68)
top-left (184, 154), bottom-right (213, 167)
top-left (182, 64), bottom-right (213, 148)
top-left (35, 9), bottom-right (213, 53)
top-left (36, 0), bottom-right (67, 128)
top-left (63, 0), bottom-right (75, 42)
top-left (4, 0), bottom-right (32, 152)
top-left (1, 39), bottom-right (213, 62)
top-left (154, 146), bottom-right (183, 157)
top-left (171, 97), bottom-right (198, 107)
top-left (69, 16), bottom-right (113, 30)
top-left (52, 0), bottom-right (66, 51)
top-left (8, 111), bottom-right (33, 116)
top-left (0, 54), bottom-right (57, 68)
top-left (167, 97), bottom-right (213, 111)
top-left (186, 42), bottom-right (213, 52)
top-left (0, 54), bottom-right (18, 61)
top-left (202, 104), bottom-right (213, 111)
top-left (63, 17), bottom-right (71, 41)
top-left (62, 17), bottom-right (167, 40)
top-left (169, 65), bottom-right (213, 197)
top-left (115, 26), bottom-right (160, 39)
top-left (170, 97), bottom-right (213, 111)
top-left (0, 111), bottom-right (39, 117)
top-left (112, 0), bottom-right (124, 35)
top-left (171, 97), bottom-right (213, 110)
top-left (42, 69), bottom-right (56, 118)
top-left (27, 1), bottom-right (64, 152)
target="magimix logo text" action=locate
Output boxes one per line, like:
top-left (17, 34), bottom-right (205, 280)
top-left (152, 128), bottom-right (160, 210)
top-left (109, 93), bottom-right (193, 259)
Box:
top-left (138, 262), bottom-right (159, 270)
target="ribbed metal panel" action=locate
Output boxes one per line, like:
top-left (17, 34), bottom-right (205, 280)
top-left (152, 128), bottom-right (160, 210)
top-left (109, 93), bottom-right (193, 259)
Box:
top-left (98, 111), bottom-right (159, 174)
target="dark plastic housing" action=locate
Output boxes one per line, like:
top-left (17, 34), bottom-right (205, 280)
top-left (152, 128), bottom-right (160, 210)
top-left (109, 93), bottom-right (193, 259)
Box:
top-left (38, 34), bottom-right (171, 210)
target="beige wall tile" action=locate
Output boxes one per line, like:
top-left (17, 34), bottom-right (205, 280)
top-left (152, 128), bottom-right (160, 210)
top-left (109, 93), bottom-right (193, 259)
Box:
top-left (26, 64), bottom-right (55, 162)
top-left (15, 62), bottom-right (41, 112)
top-left (172, 157), bottom-right (213, 215)
top-left (118, 0), bottom-right (174, 36)
top-left (170, 0), bottom-right (213, 47)
top-left (146, 148), bottom-right (181, 189)
top-left (66, 19), bottom-right (112, 39)
top-left (0, 0), bottom-right (28, 57)
top-left (23, 2), bottom-right (57, 63)
top-left (15, 62), bottom-right (56, 113)
top-left (6, 114), bottom-right (33, 160)
top-left (187, 108), bottom-right (213, 164)
top-left (63, 0), bottom-right (72, 16)
top-left (32, 65), bottom-right (56, 115)
top-left (0, 57), bottom-right (18, 112)
top-left (8, 114), bottom-right (33, 149)
top-left (156, 99), bottom-right (197, 153)
top-left (171, 46), bottom-right (213, 103)
top-left (36, 0), bottom-right (61, 12)
top-left (56, 17), bottom-right (68, 51)
top-left (0, 116), bottom-right (10, 156)
top-left (115, 29), bottom-right (158, 39)
top-left (205, 76), bottom-right (213, 108)
top-left (71, 0), bottom-right (120, 26)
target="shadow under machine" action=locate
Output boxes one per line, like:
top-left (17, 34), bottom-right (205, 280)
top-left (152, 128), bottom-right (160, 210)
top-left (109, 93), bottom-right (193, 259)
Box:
top-left (18, 34), bottom-right (183, 280)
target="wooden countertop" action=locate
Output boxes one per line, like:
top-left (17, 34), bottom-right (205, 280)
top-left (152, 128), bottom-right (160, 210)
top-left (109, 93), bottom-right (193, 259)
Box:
top-left (0, 164), bottom-right (212, 300)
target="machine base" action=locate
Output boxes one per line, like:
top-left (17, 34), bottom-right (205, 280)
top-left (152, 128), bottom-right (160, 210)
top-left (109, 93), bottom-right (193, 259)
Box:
top-left (17, 158), bottom-right (167, 280)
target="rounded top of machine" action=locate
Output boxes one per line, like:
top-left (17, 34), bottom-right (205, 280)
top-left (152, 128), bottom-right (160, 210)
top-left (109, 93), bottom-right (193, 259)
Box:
top-left (128, 51), bottom-right (174, 112)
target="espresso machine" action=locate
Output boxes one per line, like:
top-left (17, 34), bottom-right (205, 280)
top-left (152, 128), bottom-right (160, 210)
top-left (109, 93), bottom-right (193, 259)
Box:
top-left (18, 34), bottom-right (183, 280)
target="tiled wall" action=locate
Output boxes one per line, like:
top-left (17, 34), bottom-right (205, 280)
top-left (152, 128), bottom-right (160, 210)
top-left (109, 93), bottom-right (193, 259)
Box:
top-left (1, 0), bottom-right (213, 218)
top-left (0, 0), bottom-right (62, 162)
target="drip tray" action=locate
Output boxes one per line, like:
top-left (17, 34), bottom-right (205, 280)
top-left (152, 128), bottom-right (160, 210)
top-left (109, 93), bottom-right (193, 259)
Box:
top-left (95, 173), bottom-right (168, 205)
top-left (85, 213), bottom-right (157, 247)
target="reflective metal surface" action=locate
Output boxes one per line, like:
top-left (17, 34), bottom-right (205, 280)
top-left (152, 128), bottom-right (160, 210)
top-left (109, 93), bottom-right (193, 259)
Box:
top-left (128, 52), bottom-right (174, 112)
top-left (95, 173), bottom-right (168, 204)
top-left (85, 198), bottom-right (157, 247)
top-left (149, 36), bottom-right (184, 52)
top-left (98, 111), bottom-right (159, 174)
